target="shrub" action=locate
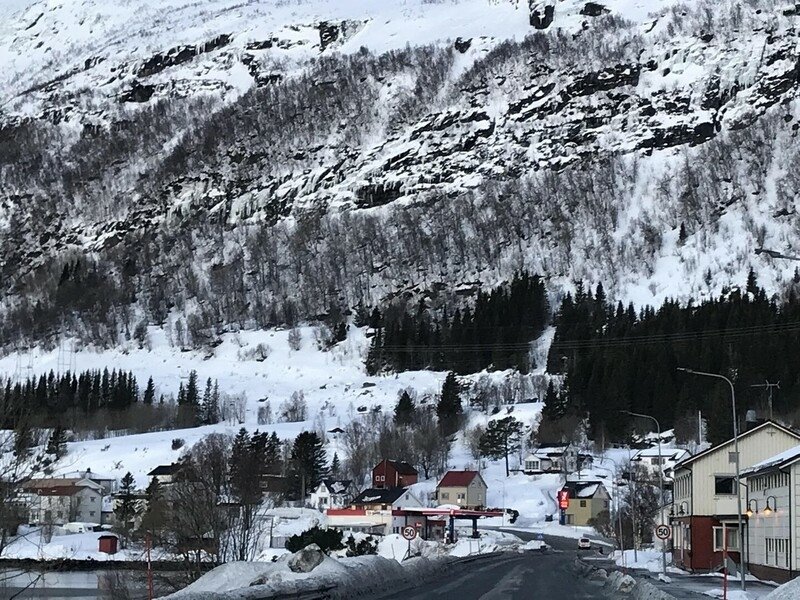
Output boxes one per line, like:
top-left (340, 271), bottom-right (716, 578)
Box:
top-left (344, 534), bottom-right (378, 557)
top-left (171, 438), bottom-right (185, 450)
top-left (285, 526), bottom-right (344, 554)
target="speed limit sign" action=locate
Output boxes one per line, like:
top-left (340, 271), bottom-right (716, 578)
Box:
top-left (402, 526), bottom-right (418, 541)
top-left (655, 524), bottom-right (671, 540)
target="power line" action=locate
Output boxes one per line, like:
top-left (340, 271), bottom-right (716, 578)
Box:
top-left (373, 320), bottom-right (800, 353)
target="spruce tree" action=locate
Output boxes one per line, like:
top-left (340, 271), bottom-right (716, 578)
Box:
top-left (143, 377), bottom-right (156, 405)
top-left (330, 452), bottom-right (341, 479)
top-left (45, 425), bottom-right (67, 459)
top-left (289, 432), bottom-right (328, 501)
top-left (437, 372), bottom-right (463, 436)
top-left (394, 390), bottom-right (416, 426)
top-left (114, 472), bottom-right (138, 546)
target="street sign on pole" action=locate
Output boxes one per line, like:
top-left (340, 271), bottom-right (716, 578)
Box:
top-left (655, 524), bottom-right (671, 540)
top-left (402, 526), bottom-right (418, 541)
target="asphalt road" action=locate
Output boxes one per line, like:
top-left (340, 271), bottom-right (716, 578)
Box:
top-left (378, 531), bottom-right (612, 600)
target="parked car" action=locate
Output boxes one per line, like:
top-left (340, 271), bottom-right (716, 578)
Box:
top-left (578, 537), bottom-right (592, 550)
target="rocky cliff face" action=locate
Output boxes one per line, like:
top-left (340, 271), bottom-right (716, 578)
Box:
top-left (1, 0), bottom-right (800, 346)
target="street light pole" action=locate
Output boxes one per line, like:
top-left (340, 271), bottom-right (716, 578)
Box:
top-left (678, 367), bottom-right (746, 592)
top-left (623, 410), bottom-right (667, 579)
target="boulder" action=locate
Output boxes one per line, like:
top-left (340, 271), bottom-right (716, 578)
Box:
top-left (288, 544), bottom-right (325, 573)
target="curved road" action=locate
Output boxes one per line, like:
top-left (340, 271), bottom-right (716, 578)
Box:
top-left (378, 531), bottom-right (612, 600)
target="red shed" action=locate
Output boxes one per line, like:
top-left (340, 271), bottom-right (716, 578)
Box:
top-left (98, 534), bottom-right (118, 555)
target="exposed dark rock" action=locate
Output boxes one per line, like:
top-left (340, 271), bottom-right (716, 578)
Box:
top-left (455, 37), bottom-right (472, 53)
top-left (580, 2), bottom-right (609, 17)
top-left (118, 81), bottom-right (156, 103)
top-left (529, 2), bottom-right (555, 29)
top-left (137, 34), bottom-right (231, 78)
top-left (355, 181), bottom-right (404, 208)
top-left (246, 39), bottom-right (276, 51)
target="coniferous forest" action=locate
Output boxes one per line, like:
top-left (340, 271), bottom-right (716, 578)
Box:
top-left (365, 272), bottom-right (548, 375)
top-left (547, 271), bottom-right (800, 444)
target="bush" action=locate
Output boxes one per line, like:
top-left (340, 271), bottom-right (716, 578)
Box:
top-left (171, 438), bottom-right (185, 450)
top-left (344, 534), bottom-right (378, 557)
top-left (285, 526), bottom-right (344, 554)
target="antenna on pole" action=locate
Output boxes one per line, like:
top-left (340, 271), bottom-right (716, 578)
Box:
top-left (750, 381), bottom-right (780, 421)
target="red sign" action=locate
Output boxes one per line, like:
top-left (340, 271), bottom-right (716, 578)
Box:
top-left (558, 489), bottom-right (570, 510)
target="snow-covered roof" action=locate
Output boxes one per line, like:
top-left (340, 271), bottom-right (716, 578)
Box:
top-left (742, 443), bottom-right (800, 477)
top-left (634, 447), bottom-right (690, 460)
top-left (576, 485), bottom-right (599, 498)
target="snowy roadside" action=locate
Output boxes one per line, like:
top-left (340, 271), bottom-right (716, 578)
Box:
top-left (166, 550), bottom-right (508, 600)
top-left (167, 530), bottom-right (528, 599)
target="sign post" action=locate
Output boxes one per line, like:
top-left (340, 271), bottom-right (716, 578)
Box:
top-left (402, 525), bottom-right (417, 560)
top-left (557, 489), bottom-right (570, 525)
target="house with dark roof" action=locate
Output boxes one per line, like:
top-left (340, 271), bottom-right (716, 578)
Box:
top-left (372, 459), bottom-right (418, 489)
top-left (308, 479), bottom-right (356, 510)
top-left (326, 487), bottom-right (423, 535)
top-left (559, 480), bottom-right (609, 526)
top-left (435, 470), bottom-right (487, 509)
top-left (20, 478), bottom-right (104, 526)
top-left (147, 464), bottom-right (183, 485)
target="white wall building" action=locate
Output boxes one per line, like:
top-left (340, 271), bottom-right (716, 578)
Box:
top-left (523, 443), bottom-right (578, 474)
top-left (308, 479), bottom-right (356, 511)
top-left (21, 478), bottom-right (105, 526)
top-left (742, 443), bottom-right (800, 583)
top-left (633, 447), bottom-right (691, 482)
top-left (671, 421), bottom-right (800, 574)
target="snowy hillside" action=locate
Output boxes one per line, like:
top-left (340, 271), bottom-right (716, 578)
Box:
top-left (5, 0), bottom-right (800, 352)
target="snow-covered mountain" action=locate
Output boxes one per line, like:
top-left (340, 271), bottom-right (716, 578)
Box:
top-left (2, 0), bottom-right (800, 347)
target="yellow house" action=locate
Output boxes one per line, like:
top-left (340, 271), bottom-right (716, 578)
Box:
top-left (435, 470), bottom-right (488, 509)
top-left (561, 481), bottom-right (610, 526)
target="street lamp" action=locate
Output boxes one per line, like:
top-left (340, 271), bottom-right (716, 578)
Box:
top-left (677, 367), bottom-right (746, 592)
top-left (623, 410), bottom-right (667, 579)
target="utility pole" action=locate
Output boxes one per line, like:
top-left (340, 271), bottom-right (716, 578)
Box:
top-left (678, 368), bottom-right (746, 592)
top-left (750, 381), bottom-right (780, 421)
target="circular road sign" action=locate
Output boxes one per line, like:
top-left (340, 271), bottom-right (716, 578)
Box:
top-left (402, 526), bottom-right (418, 541)
top-left (655, 524), bottom-right (671, 540)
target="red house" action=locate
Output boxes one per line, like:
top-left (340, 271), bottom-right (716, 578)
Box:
top-left (372, 459), bottom-right (418, 489)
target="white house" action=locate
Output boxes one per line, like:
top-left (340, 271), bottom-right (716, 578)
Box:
top-left (671, 421), bottom-right (800, 574)
top-left (21, 478), bottom-right (105, 526)
top-left (326, 487), bottom-right (423, 536)
top-left (308, 479), bottom-right (356, 511)
top-left (632, 447), bottom-right (691, 483)
top-left (523, 443), bottom-right (579, 474)
top-left (741, 443), bottom-right (800, 583)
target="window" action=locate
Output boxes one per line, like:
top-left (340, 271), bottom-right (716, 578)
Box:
top-left (441, 492), bottom-right (449, 500)
top-left (457, 493), bottom-right (465, 500)
top-left (90, 497), bottom-right (96, 502)
top-left (580, 500), bottom-right (587, 507)
top-left (714, 476), bottom-right (736, 495)
top-left (713, 526), bottom-right (739, 551)
top-left (604, 500), bottom-right (609, 508)
top-left (89, 511), bottom-right (95, 517)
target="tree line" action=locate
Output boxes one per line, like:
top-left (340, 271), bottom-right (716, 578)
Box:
top-left (0, 368), bottom-right (225, 435)
top-left (546, 272), bottom-right (800, 443)
top-left (366, 272), bottom-right (548, 375)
